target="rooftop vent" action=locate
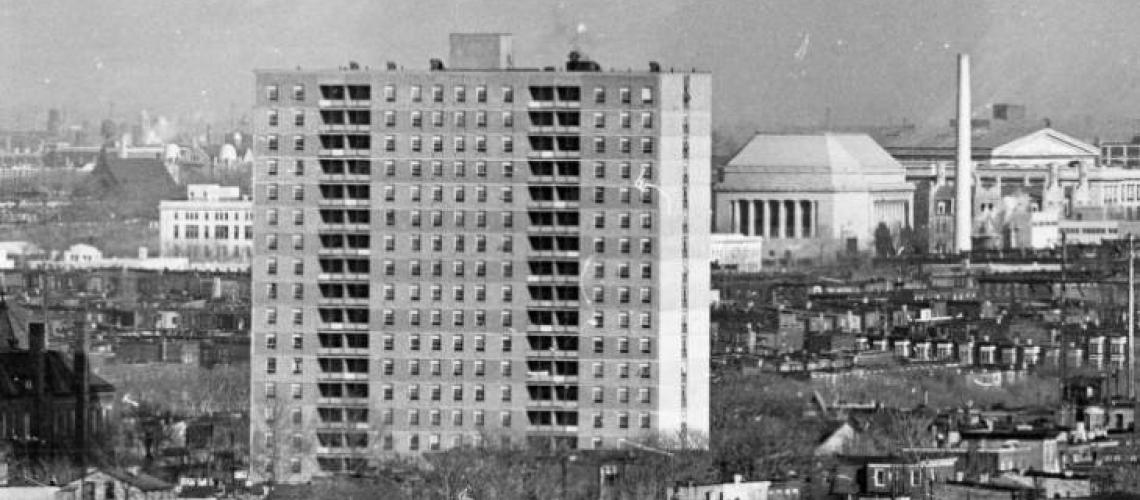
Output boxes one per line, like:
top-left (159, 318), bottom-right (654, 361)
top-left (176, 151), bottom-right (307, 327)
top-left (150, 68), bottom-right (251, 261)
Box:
top-left (648, 61), bottom-right (661, 73)
top-left (348, 61), bottom-right (360, 70)
top-left (429, 58), bottom-right (445, 71)
top-left (566, 50), bottom-right (601, 72)
top-left (386, 61), bottom-right (397, 70)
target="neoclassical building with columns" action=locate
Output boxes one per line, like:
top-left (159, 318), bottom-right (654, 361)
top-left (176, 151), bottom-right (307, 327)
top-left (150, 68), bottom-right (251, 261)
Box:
top-left (714, 133), bottom-right (914, 263)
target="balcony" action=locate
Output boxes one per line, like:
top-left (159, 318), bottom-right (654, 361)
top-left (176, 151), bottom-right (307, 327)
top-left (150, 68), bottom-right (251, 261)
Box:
top-left (526, 399), bottom-right (580, 408)
top-left (525, 325), bottom-right (578, 335)
top-left (318, 297), bottom-right (370, 307)
top-left (317, 198), bottom-right (370, 207)
top-left (319, 124), bottom-right (371, 133)
top-left (526, 200), bottom-right (580, 209)
top-left (317, 371), bottom-right (370, 381)
top-left (317, 273), bottom-right (370, 281)
top-left (525, 275), bottom-right (579, 284)
top-left (526, 371), bottom-right (579, 383)
top-left (526, 225), bottom-right (579, 235)
top-left (317, 222), bottom-right (372, 232)
top-left (316, 247), bottom-right (371, 257)
top-left (528, 299), bottom-right (580, 308)
top-left (528, 126), bottom-right (581, 134)
top-left (317, 346), bottom-right (370, 356)
top-left (526, 151), bottom-right (580, 159)
top-left (317, 322), bottom-right (370, 331)
top-left (318, 99), bottom-right (371, 108)
top-left (527, 101), bottom-right (556, 109)
top-left (318, 173), bottom-right (371, 182)
top-left (525, 349), bottom-right (579, 359)
top-left (526, 175), bottom-right (580, 184)
top-left (528, 249), bottom-right (581, 259)
top-left (525, 425), bottom-right (579, 433)
top-left (315, 421), bottom-right (370, 430)
top-left (318, 148), bottom-right (370, 157)
top-left (316, 397), bottom-right (369, 406)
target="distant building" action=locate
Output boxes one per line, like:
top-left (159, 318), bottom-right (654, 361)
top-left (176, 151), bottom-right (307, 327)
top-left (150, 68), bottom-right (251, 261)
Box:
top-left (710, 234), bottom-right (764, 272)
top-left (670, 474), bottom-right (801, 500)
top-left (57, 467), bottom-right (175, 500)
top-left (159, 184), bottom-right (253, 263)
top-left (0, 299), bottom-right (115, 459)
top-left (82, 147), bottom-right (181, 218)
top-left (714, 133), bottom-right (914, 263)
top-left (62, 244), bottom-right (103, 264)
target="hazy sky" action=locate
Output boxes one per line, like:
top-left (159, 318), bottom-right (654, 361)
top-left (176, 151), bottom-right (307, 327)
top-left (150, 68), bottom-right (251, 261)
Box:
top-left (4, 0), bottom-right (1140, 138)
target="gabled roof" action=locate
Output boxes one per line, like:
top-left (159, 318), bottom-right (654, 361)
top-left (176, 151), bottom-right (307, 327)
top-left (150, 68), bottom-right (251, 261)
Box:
top-left (884, 126), bottom-right (1099, 159)
top-left (82, 148), bottom-right (180, 215)
top-left (719, 133), bottom-right (913, 193)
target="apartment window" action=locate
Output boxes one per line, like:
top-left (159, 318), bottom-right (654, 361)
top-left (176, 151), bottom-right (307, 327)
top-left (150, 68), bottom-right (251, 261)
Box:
top-left (291, 234), bottom-right (303, 250)
top-left (594, 161), bottom-right (606, 178)
top-left (267, 258), bottom-right (277, 275)
top-left (411, 110), bottom-right (423, 128)
top-left (267, 184), bottom-right (279, 201)
top-left (385, 135), bottom-right (397, 152)
top-left (641, 189), bottom-right (653, 204)
top-left (593, 112), bottom-right (606, 129)
top-left (293, 259), bottom-right (303, 276)
top-left (640, 239), bottom-right (652, 254)
top-left (411, 85), bottom-right (422, 102)
top-left (618, 387), bottom-right (630, 403)
top-left (593, 262), bottom-right (605, 279)
top-left (267, 159), bottom-right (279, 176)
top-left (454, 85), bottom-right (466, 103)
top-left (641, 86), bottom-right (654, 104)
top-left (641, 263), bottom-right (652, 279)
top-left (619, 87), bottom-right (631, 104)
top-left (267, 135), bottom-right (279, 151)
top-left (474, 360), bottom-right (486, 377)
top-left (475, 136), bottom-right (487, 152)
top-left (593, 337), bottom-right (604, 354)
top-left (639, 412), bottom-right (651, 429)
top-left (454, 111), bottom-right (466, 128)
top-left (266, 85), bottom-right (279, 101)
top-left (432, 111), bottom-right (443, 127)
top-left (641, 112), bottom-right (654, 129)
top-left (501, 311), bottom-right (513, 327)
top-left (592, 311), bottom-right (604, 328)
top-left (266, 333), bottom-right (277, 349)
top-left (266, 234), bottom-right (278, 251)
top-left (503, 136), bottom-right (514, 153)
top-left (593, 238), bottom-right (605, 253)
top-left (292, 186), bottom-right (304, 201)
top-left (433, 136), bottom-right (443, 152)
top-left (384, 110), bottom-right (396, 127)
top-left (592, 363), bottom-right (604, 378)
top-left (594, 87), bottom-right (606, 103)
top-left (620, 137), bottom-right (631, 154)
top-left (642, 138), bottom-right (654, 154)
top-left (475, 385), bottom-right (486, 401)
top-left (291, 284), bottom-right (304, 300)
top-left (292, 85), bottom-right (305, 101)
top-left (620, 112), bottom-right (631, 129)
top-left (267, 109), bottom-right (279, 126)
top-left (640, 338), bottom-right (652, 354)
top-left (640, 287), bottom-right (652, 303)
top-left (639, 363), bottom-right (651, 379)
top-left (431, 84), bottom-right (443, 102)
top-left (619, 363), bottom-right (629, 378)
top-left (265, 382), bottom-right (276, 399)
top-left (502, 86), bottom-right (514, 103)
top-left (293, 135), bottom-right (304, 151)
top-left (502, 111), bottom-right (514, 127)
top-left (593, 213), bottom-right (605, 229)
top-left (294, 111), bottom-right (305, 127)
top-left (619, 412), bottom-right (629, 429)
top-left (592, 286), bottom-right (605, 303)
top-left (594, 137), bottom-right (606, 154)
top-left (383, 84), bottom-right (396, 102)
top-left (593, 187), bottom-right (605, 203)
top-left (475, 85), bottom-right (487, 103)
top-left (640, 213), bottom-right (652, 229)
top-left (592, 387), bottom-right (603, 403)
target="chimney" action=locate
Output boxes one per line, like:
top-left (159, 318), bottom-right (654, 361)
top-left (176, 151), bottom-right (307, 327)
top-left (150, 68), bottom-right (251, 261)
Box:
top-left (74, 312), bottom-right (90, 462)
top-left (955, 53), bottom-right (973, 253)
top-left (29, 321), bottom-right (47, 440)
top-left (733, 473), bottom-right (744, 483)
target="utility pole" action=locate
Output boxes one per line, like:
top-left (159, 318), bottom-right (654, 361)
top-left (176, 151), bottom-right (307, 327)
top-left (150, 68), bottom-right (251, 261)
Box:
top-left (1129, 235), bottom-right (1136, 400)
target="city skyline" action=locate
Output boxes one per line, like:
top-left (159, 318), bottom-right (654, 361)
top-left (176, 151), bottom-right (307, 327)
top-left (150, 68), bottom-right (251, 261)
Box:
top-left (9, 0), bottom-right (1140, 138)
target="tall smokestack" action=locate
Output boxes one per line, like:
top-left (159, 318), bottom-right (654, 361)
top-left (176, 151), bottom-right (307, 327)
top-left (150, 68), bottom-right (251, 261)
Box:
top-left (955, 53), bottom-right (973, 253)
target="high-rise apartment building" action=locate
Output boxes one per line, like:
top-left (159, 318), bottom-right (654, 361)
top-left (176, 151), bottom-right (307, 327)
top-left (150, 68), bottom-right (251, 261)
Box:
top-left (250, 33), bottom-right (710, 482)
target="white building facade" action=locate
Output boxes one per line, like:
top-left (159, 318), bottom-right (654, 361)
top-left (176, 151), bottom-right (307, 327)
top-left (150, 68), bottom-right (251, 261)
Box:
top-left (159, 184), bottom-right (253, 263)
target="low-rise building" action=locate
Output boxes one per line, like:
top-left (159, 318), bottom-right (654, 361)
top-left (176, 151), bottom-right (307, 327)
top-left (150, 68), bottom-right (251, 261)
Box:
top-left (159, 184), bottom-right (252, 264)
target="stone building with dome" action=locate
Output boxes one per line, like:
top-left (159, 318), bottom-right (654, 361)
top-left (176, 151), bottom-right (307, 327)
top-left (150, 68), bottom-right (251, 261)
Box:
top-left (713, 133), bottom-right (914, 264)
